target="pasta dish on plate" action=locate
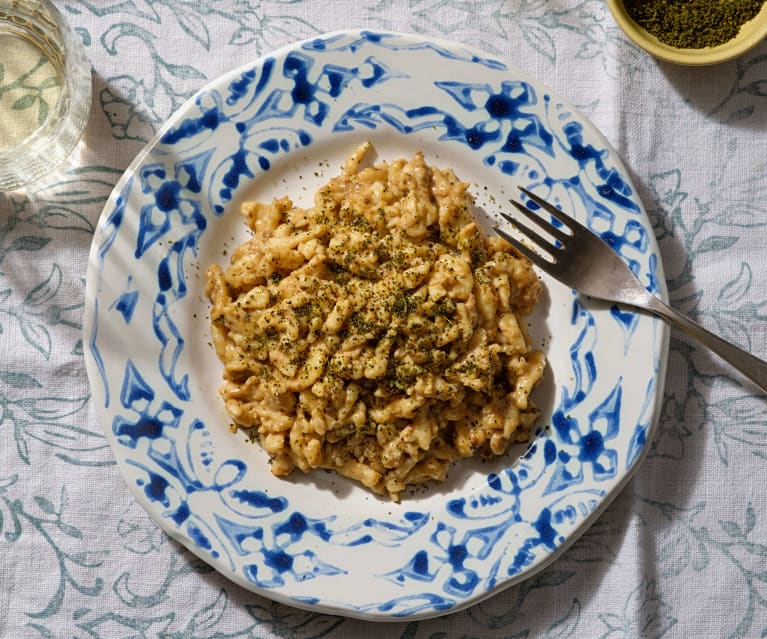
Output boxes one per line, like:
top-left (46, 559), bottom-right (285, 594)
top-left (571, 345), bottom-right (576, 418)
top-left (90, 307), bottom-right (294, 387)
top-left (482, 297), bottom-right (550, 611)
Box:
top-left (205, 143), bottom-right (546, 501)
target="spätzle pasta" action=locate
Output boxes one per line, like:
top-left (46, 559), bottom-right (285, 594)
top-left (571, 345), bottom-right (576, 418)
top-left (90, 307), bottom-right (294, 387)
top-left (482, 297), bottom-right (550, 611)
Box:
top-left (205, 143), bottom-right (546, 501)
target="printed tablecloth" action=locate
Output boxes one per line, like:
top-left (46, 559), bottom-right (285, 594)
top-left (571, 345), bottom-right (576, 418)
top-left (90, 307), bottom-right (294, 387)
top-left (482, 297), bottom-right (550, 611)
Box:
top-left (1, 2), bottom-right (766, 637)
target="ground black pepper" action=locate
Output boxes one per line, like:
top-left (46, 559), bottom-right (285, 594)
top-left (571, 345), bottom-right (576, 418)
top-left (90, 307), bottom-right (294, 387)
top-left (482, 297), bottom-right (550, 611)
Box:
top-left (623, 0), bottom-right (765, 49)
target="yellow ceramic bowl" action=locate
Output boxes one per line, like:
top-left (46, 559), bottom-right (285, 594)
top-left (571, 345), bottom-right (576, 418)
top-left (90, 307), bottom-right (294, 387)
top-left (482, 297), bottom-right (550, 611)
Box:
top-left (607, 0), bottom-right (767, 66)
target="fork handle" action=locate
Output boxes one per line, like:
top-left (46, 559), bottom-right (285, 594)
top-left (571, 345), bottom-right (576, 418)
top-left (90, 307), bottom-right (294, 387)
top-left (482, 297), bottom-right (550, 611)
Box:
top-left (646, 296), bottom-right (767, 394)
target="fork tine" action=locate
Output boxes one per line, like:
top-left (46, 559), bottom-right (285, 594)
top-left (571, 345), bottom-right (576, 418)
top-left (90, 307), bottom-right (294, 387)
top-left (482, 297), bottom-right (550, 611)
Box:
top-left (519, 187), bottom-right (574, 230)
top-left (498, 209), bottom-right (560, 258)
top-left (492, 225), bottom-right (556, 271)
top-left (509, 200), bottom-right (571, 246)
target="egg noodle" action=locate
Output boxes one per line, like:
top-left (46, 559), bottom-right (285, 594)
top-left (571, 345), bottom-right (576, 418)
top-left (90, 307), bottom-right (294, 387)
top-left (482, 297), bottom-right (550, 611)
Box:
top-left (205, 143), bottom-right (546, 501)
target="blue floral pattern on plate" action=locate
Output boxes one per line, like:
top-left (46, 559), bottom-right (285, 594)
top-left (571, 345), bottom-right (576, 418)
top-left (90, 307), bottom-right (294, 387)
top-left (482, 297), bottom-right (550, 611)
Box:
top-left (83, 30), bottom-right (668, 620)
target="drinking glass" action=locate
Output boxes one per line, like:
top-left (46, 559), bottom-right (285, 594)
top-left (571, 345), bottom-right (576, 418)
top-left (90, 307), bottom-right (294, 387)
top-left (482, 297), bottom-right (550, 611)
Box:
top-left (0, 0), bottom-right (92, 191)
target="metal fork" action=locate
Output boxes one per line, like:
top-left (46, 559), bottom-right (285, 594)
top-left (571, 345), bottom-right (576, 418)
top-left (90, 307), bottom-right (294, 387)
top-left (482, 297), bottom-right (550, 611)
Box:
top-left (495, 187), bottom-right (767, 395)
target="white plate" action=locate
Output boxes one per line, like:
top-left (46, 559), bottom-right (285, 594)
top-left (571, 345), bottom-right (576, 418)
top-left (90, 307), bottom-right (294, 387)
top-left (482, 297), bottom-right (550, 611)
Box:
top-left (84, 30), bottom-right (669, 620)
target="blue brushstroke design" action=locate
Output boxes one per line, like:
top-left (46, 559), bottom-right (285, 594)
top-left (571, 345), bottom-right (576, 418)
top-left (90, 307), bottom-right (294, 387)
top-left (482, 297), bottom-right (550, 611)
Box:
top-left (88, 178), bottom-right (134, 407)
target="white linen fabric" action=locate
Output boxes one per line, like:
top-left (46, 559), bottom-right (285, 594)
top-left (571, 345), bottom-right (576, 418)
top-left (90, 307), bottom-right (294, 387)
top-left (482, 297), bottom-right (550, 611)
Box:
top-left (1, 2), bottom-right (766, 638)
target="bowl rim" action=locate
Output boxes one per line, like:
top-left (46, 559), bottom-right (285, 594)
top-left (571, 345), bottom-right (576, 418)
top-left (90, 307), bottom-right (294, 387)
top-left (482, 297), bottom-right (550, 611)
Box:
top-left (606, 0), bottom-right (767, 66)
